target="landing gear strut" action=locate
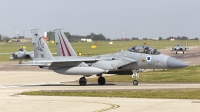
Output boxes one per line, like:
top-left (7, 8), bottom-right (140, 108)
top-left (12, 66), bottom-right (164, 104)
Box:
top-left (79, 77), bottom-right (87, 86)
top-left (132, 70), bottom-right (140, 86)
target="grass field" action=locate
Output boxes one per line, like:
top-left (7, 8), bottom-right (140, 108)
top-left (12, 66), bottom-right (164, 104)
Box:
top-left (20, 89), bottom-right (200, 99)
top-left (0, 40), bottom-right (199, 62)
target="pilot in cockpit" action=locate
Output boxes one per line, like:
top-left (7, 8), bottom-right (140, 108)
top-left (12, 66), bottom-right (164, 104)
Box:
top-left (131, 47), bottom-right (137, 52)
top-left (144, 46), bottom-right (149, 54)
top-left (19, 48), bottom-right (24, 51)
top-left (128, 46), bottom-right (160, 55)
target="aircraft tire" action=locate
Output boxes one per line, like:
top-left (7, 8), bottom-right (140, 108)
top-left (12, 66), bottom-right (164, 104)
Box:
top-left (183, 52), bottom-right (184, 54)
top-left (133, 80), bottom-right (138, 85)
top-left (98, 77), bottom-right (106, 85)
top-left (176, 52), bottom-right (177, 54)
top-left (79, 77), bottom-right (87, 86)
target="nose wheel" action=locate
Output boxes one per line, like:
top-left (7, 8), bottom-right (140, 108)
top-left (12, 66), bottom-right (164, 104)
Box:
top-left (98, 76), bottom-right (106, 85)
top-left (133, 80), bottom-right (138, 85)
top-left (19, 59), bottom-right (23, 64)
top-left (79, 77), bottom-right (87, 86)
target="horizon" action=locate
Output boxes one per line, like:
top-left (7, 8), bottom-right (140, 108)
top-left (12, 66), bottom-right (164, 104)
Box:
top-left (0, 0), bottom-right (200, 39)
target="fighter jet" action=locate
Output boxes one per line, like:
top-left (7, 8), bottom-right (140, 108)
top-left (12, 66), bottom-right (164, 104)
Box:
top-left (53, 29), bottom-right (136, 85)
top-left (21, 29), bottom-right (126, 86)
top-left (9, 41), bottom-right (34, 64)
top-left (54, 29), bottom-right (188, 86)
top-left (171, 43), bottom-right (189, 54)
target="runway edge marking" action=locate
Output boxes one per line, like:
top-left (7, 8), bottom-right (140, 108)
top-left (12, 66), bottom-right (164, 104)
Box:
top-left (93, 102), bottom-right (120, 112)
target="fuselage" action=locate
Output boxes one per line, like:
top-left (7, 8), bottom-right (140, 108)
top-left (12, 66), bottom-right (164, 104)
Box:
top-left (105, 49), bottom-right (188, 70)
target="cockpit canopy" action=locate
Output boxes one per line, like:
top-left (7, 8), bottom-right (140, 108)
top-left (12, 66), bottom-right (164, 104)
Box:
top-left (127, 45), bottom-right (161, 55)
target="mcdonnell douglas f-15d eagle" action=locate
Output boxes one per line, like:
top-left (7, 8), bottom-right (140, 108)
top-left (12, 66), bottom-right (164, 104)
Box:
top-left (54, 29), bottom-right (188, 86)
top-left (171, 43), bottom-right (189, 54)
top-left (23, 29), bottom-right (125, 86)
top-left (21, 29), bottom-right (188, 86)
top-left (10, 47), bottom-right (34, 64)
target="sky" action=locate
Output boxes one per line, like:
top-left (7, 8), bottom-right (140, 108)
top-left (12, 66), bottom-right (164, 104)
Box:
top-left (0, 0), bottom-right (200, 39)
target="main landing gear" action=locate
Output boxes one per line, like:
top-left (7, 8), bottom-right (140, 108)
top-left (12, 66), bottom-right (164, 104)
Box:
top-left (176, 51), bottom-right (185, 54)
top-left (97, 73), bottom-right (106, 85)
top-left (78, 75), bottom-right (106, 86)
top-left (98, 76), bottom-right (106, 85)
top-left (132, 70), bottom-right (141, 86)
top-left (79, 77), bottom-right (87, 86)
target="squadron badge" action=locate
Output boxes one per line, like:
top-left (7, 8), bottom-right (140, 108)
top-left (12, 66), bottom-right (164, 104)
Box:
top-left (142, 58), bottom-right (145, 62)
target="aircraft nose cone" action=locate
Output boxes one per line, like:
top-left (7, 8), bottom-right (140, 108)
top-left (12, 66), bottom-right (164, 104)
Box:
top-left (167, 57), bottom-right (188, 68)
top-left (17, 52), bottom-right (24, 58)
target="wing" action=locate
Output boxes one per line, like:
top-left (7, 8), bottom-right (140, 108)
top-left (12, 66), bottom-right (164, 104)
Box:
top-left (115, 56), bottom-right (137, 68)
top-left (92, 54), bottom-right (137, 68)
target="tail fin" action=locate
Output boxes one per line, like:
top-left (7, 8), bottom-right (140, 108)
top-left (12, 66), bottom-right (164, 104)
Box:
top-left (31, 29), bottom-right (54, 60)
top-left (54, 29), bottom-right (77, 57)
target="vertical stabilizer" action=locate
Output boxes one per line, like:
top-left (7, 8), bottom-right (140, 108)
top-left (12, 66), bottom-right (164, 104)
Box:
top-left (54, 29), bottom-right (77, 57)
top-left (31, 29), bottom-right (54, 60)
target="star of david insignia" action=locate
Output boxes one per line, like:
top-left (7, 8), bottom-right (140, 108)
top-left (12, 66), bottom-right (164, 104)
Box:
top-left (146, 56), bottom-right (151, 62)
top-left (35, 34), bottom-right (38, 36)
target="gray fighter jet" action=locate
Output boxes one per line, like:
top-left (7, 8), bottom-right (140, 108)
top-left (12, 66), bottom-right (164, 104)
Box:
top-left (18, 29), bottom-right (189, 86)
top-left (54, 29), bottom-right (188, 86)
top-left (9, 42), bottom-right (34, 64)
top-left (22, 29), bottom-right (125, 86)
top-left (171, 43), bottom-right (189, 54)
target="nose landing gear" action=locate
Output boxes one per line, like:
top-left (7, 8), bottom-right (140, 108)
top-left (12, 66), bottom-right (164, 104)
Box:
top-left (132, 69), bottom-right (141, 86)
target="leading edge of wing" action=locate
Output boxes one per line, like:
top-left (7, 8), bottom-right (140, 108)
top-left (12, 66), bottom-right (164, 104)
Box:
top-left (12, 63), bottom-right (47, 66)
top-left (117, 56), bottom-right (137, 62)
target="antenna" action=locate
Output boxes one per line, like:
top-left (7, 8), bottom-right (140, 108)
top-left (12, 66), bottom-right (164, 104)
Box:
top-left (185, 38), bottom-right (188, 47)
top-left (23, 29), bottom-right (25, 37)
top-left (21, 29), bottom-right (25, 49)
top-left (122, 30), bottom-right (125, 39)
top-left (14, 27), bottom-right (16, 37)
top-left (0, 28), bottom-right (1, 42)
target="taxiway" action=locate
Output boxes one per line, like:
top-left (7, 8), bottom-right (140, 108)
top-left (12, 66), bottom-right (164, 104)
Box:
top-left (0, 46), bottom-right (200, 112)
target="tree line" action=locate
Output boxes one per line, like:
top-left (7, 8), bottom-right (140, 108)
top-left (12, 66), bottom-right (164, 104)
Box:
top-left (47, 32), bottom-right (107, 42)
